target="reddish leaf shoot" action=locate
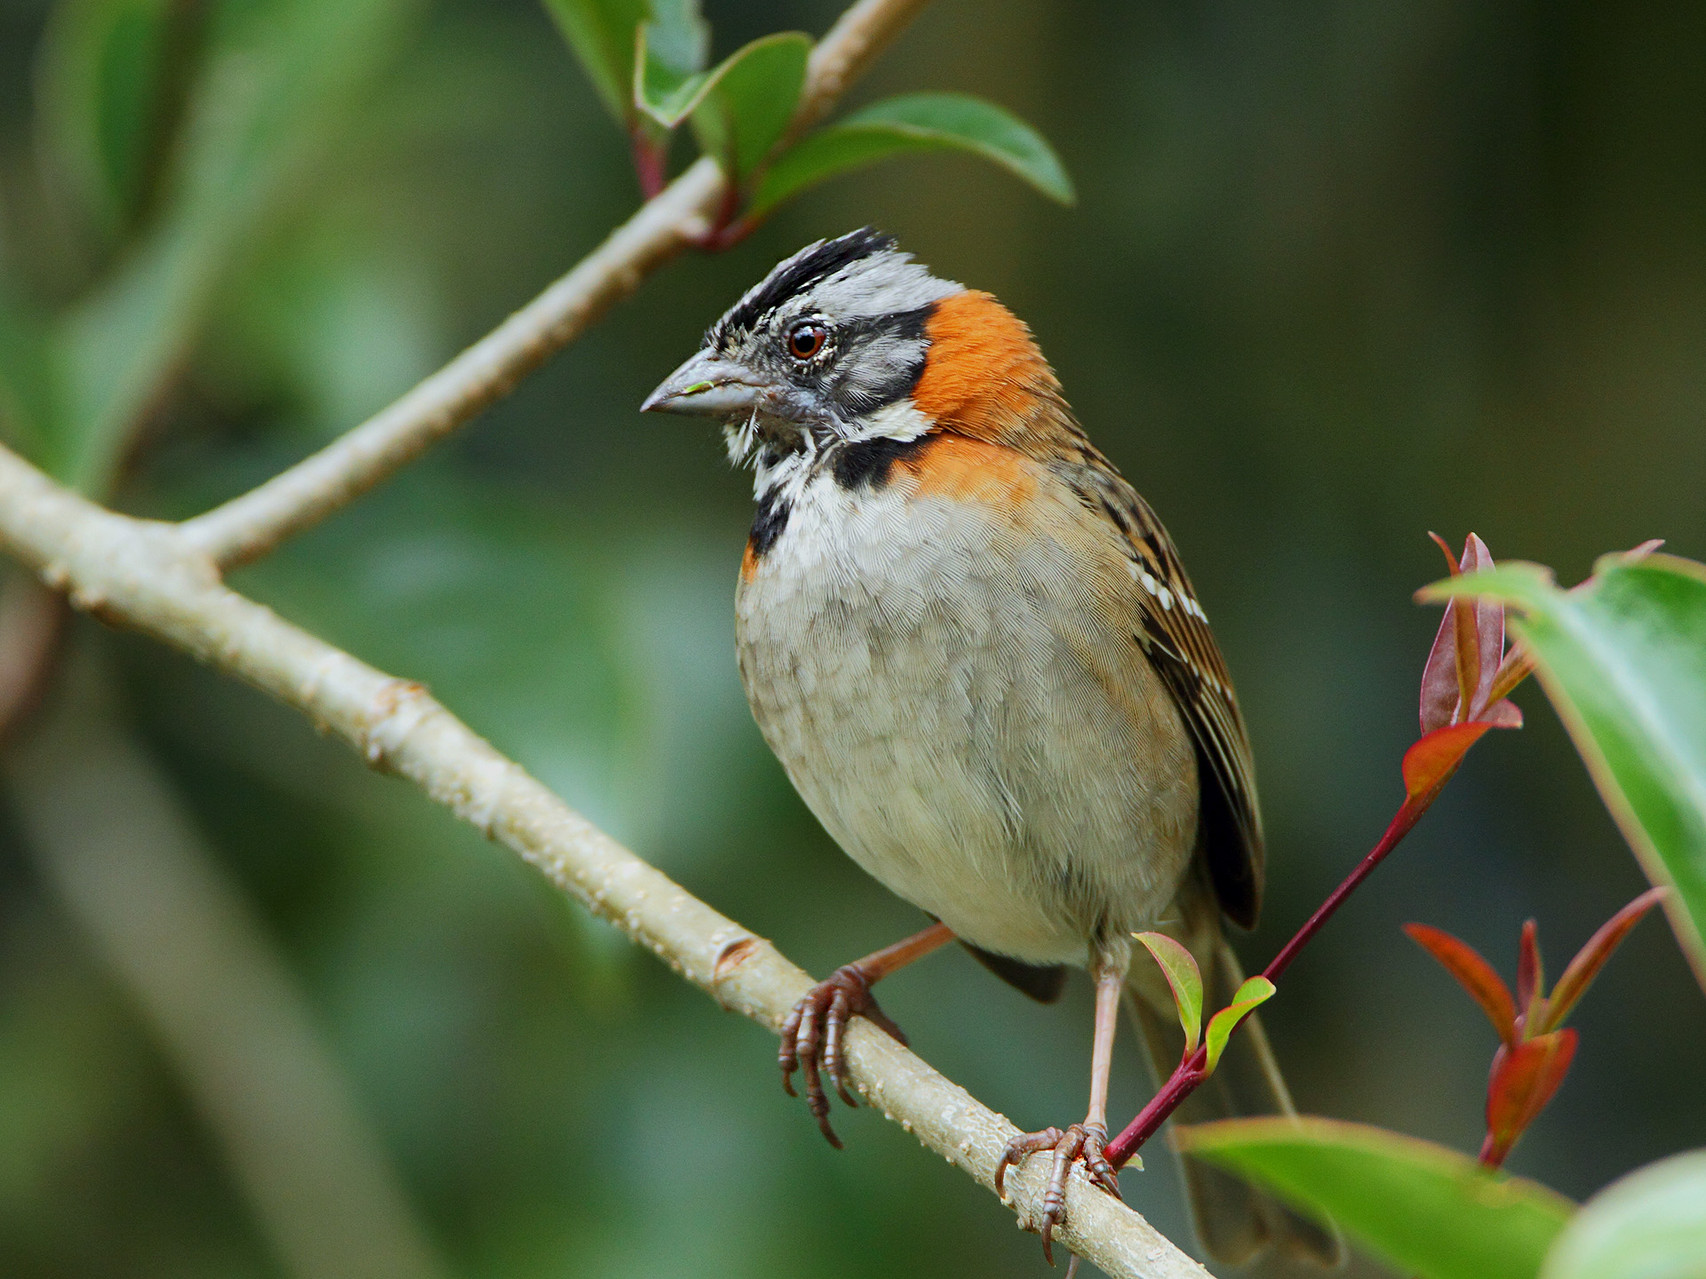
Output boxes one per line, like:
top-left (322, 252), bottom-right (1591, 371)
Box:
top-left (1401, 722), bottom-right (1494, 808)
top-left (1540, 886), bottom-right (1669, 1033)
top-left (1419, 532), bottom-right (1528, 732)
top-left (1481, 1030), bottom-right (1578, 1168)
top-left (1517, 920), bottom-right (1545, 1027)
top-left (1403, 924), bottom-right (1519, 1046)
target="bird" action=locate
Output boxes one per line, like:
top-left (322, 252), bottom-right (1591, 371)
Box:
top-left (642, 228), bottom-right (1341, 1269)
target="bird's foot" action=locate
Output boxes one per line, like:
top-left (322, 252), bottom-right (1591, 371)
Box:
top-left (779, 964), bottom-right (908, 1147)
top-left (995, 1121), bottom-right (1121, 1267)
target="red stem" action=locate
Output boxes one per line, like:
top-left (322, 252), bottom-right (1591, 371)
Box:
top-left (1106, 789), bottom-right (1438, 1169)
top-left (1261, 796), bottom-right (1427, 985)
top-left (690, 182), bottom-right (751, 252)
top-left (630, 128), bottom-right (668, 200)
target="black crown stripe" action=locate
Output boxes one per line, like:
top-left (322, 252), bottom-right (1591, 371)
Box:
top-left (713, 228), bottom-right (896, 343)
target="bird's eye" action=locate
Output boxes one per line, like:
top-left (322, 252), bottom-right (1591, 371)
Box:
top-left (786, 321), bottom-right (828, 361)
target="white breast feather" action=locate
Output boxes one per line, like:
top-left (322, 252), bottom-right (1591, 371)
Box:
top-left (735, 464), bottom-right (1198, 966)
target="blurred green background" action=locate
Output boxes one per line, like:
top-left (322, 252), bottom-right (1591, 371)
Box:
top-left (1, 0), bottom-right (1704, 1276)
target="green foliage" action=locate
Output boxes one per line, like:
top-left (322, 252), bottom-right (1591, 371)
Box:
top-left (1133, 931), bottom-right (1202, 1056)
top-left (219, 231), bottom-right (443, 441)
top-left (1202, 974), bottom-right (1273, 1072)
top-left (681, 34), bottom-right (809, 185)
top-left (240, 479), bottom-right (643, 828)
top-left (542, 0), bottom-right (653, 126)
top-left (1174, 551), bottom-right (1706, 1275)
top-left (1426, 552), bottom-right (1706, 984)
top-left (546, 4), bottom-right (1072, 227)
top-left (630, 17), bottom-right (718, 127)
top-left (751, 92), bottom-right (1076, 215)
top-left (34, 0), bottom-right (176, 240)
top-left (632, 0), bottom-right (710, 121)
top-left (44, 0), bottom-right (421, 493)
top-left (1176, 1117), bottom-right (1574, 1279)
top-left (1542, 1150), bottom-right (1706, 1279)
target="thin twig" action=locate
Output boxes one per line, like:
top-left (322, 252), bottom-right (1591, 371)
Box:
top-left (177, 162), bottom-right (720, 568)
top-left (795, 0), bottom-right (930, 136)
top-left (177, 0), bottom-right (929, 570)
top-left (0, 440), bottom-right (1208, 1279)
top-left (1106, 773), bottom-right (1449, 1168)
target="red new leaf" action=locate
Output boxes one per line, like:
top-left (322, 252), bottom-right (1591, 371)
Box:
top-left (1540, 887), bottom-right (1668, 1033)
top-left (1404, 923), bottom-right (1519, 1045)
top-left (1401, 722), bottom-right (1494, 808)
top-left (1420, 533), bottom-right (1529, 732)
top-left (1481, 1029), bottom-right (1578, 1168)
top-left (1421, 533), bottom-right (1512, 731)
top-left (1517, 919), bottom-right (1544, 1025)
top-left (1482, 648), bottom-right (1534, 721)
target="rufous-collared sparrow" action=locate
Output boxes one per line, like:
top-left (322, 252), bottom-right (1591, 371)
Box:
top-left (644, 229), bottom-right (1341, 1268)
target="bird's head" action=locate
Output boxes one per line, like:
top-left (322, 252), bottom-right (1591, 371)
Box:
top-left (642, 229), bottom-right (1064, 472)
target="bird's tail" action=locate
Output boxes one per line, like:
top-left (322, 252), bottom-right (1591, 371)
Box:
top-left (1125, 907), bottom-right (1344, 1268)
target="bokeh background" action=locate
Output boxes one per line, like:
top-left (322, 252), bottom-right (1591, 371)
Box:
top-left (1, 0), bottom-right (1704, 1276)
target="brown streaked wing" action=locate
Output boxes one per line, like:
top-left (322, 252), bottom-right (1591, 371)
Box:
top-left (1072, 463), bottom-right (1267, 929)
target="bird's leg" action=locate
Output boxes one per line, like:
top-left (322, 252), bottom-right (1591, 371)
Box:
top-left (995, 957), bottom-right (1127, 1266)
top-left (780, 920), bottom-right (954, 1146)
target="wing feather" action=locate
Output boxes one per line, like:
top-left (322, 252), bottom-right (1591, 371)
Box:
top-left (1069, 461), bottom-right (1267, 928)
top-left (930, 355), bottom-right (1268, 927)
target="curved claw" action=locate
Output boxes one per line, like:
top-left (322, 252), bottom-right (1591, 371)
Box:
top-left (994, 1122), bottom-right (1121, 1267)
top-left (778, 964), bottom-right (908, 1147)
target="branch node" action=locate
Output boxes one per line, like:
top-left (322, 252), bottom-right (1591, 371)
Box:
top-left (359, 678), bottom-right (433, 770)
top-left (69, 584), bottom-right (108, 613)
top-left (714, 934), bottom-right (762, 986)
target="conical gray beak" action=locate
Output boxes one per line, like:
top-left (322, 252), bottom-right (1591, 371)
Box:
top-left (641, 349), bottom-right (771, 417)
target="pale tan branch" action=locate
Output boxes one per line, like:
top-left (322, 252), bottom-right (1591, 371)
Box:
top-left (795, 0), bottom-right (930, 135)
top-left (0, 441), bottom-right (1209, 1279)
top-left (177, 0), bottom-right (929, 570)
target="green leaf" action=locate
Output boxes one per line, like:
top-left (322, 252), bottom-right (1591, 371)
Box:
top-left (1424, 554), bottom-right (1706, 989)
top-left (751, 92), bottom-right (1075, 216)
top-left (1176, 1117), bottom-right (1575, 1279)
top-left (687, 32), bottom-right (810, 185)
top-left (542, 0), bottom-right (649, 125)
top-left (546, 0), bottom-right (705, 129)
top-left (1542, 1150), bottom-right (1706, 1279)
top-left (34, 0), bottom-right (177, 239)
top-left (47, 0), bottom-right (420, 493)
top-left (1133, 931), bottom-right (1204, 1056)
top-left (630, 3), bottom-right (710, 126)
top-left (1203, 974), bottom-right (1274, 1073)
